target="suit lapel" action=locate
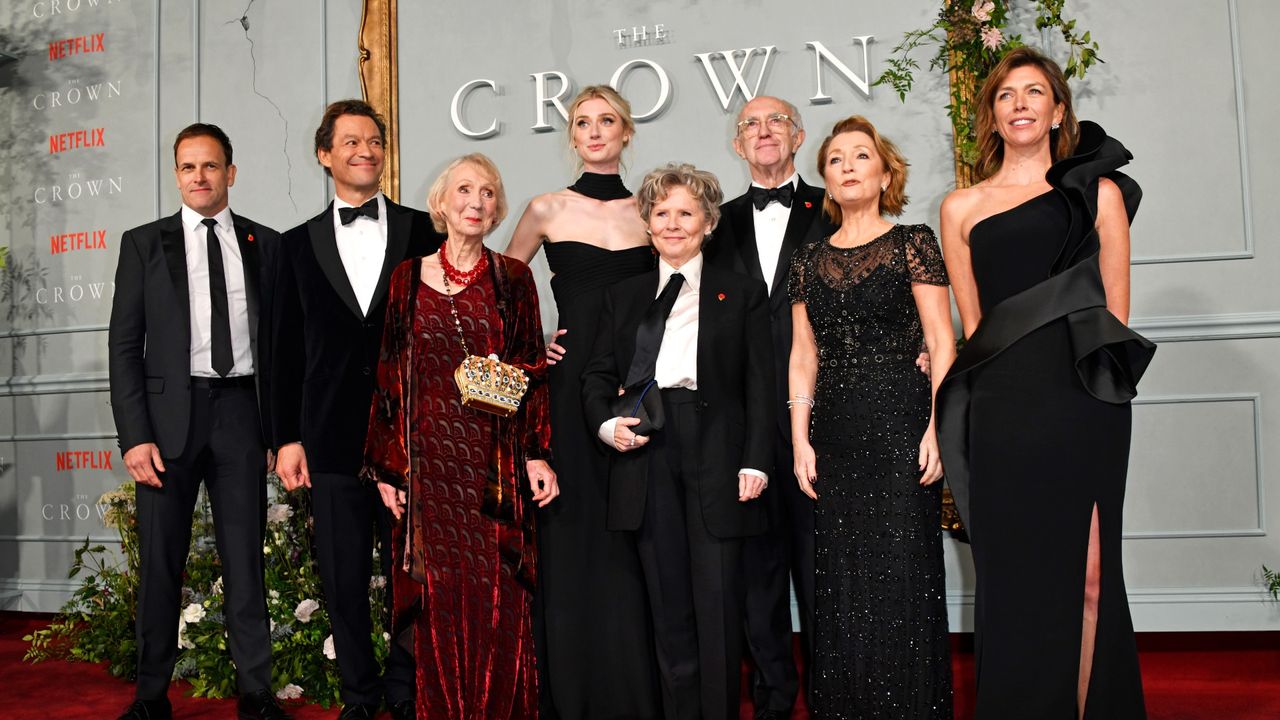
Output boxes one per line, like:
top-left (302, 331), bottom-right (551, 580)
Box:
top-left (159, 211), bottom-right (191, 344)
top-left (696, 266), bottom-right (719, 385)
top-left (729, 196), bottom-right (767, 285)
top-left (620, 271), bottom-right (659, 376)
top-left (231, 212), bottom-right (261, 340)
top-left (370, 198), bottom-right (411, 317)
top-left (771, 179), bottom-right (822, 306)
top-left (308, 203), bottom-right (364, 319)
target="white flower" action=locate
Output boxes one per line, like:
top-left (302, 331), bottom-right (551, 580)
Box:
top-left (182, 603), bottom-right (206, 624)
top-left (294, 598), bottom-right (320, 623)
top-left (972, 1), bottom-right (995, 22)
top-left (177, 619), bottom-right (194, 649)
top-left (268, 589), bottom-right (280, 601)
top-left (370, 575), bottom-right (386, 589)
top-left (383, 632), bottom-right (390, 642)
top-left (270, 619), bottom-right (277, 632)
top-left (276, 684), bottom-right (303, 700)
top-left (211, 577), bottom-right (223, 595)
top-left (266, 503), bottom-right (293, 524)
top-left (322, 634), bottom-right (337, 660)
top-left (980, 25), bottom-right (1004, 50)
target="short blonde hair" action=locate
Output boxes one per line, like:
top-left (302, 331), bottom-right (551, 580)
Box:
top-left (425, 153), bottom-right (508, 234)
top-left (636, 162), bottom-right (723, 241)
top-left (816, 115), bottom-right (909, 221)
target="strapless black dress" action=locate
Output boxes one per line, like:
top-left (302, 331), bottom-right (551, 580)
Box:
top-left (535, 241), bottom-right (660, 720)
top-left (937, 122), bottom-right (1154, 719)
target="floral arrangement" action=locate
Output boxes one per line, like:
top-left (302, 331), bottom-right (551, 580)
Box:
top-left (24, 476), bottom-right (388, 708)
top-left (875, 0), bottom-right (1102, 181)
top-left (1265, 565), bottom-right (1280, 601)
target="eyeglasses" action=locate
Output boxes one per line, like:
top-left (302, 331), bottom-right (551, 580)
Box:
top-left (736, 113), bottom-right (793, 137)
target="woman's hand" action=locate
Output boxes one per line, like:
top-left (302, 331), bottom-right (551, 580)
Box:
top-left (545, 329), bottom-right (568, 365)
top-left (527, 459), bottom-right (560, 507)
top-left (378, 482), bottom-right (407, 520)
top-left (793, 441), bottom-right (818, 500)
top-left (612, 417), bottom-right (650, 452)
top-left (918, 426), bottom-right (944, 486)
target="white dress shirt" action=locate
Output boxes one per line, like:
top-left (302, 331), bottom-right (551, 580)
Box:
top-left (182, 205), bottom-right (253, 377)
top-left (332, 192), bottom-right (389, 316)
top-left (749, 171), bottom-right (799, 295)
top-left (598, 252), bottom-right (766, 483)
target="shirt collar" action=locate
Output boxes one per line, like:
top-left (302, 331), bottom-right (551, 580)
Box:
top-left (658, 251), bottom-right (702, 293)
top-left (334, 190), bottom-right (385, 211)
top-left (749, 171), bottom-right (799, 192)
top-left (181, 204), bottom-right (234, 232)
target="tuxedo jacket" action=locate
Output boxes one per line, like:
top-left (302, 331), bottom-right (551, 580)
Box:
top-left (705, 177), bottom-right (833, 438)
top-left (108, 210), bottom-right (280, 458)
top-left (581, 264), bottom-right (775, 538)
top-left (269, 198), bottom-right (443, 475)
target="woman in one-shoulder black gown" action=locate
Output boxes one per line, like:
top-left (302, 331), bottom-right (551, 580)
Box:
top-left (938, 49), bottom-right (1154, 720)
top-left (504, 85), bottom-right (660, 720)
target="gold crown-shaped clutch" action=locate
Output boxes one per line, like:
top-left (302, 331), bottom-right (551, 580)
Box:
top-left (453, 353), bottom-right (529, 417)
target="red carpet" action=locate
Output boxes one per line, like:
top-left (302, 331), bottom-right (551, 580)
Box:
top-left (4, 613), bottom-right (1277, 719)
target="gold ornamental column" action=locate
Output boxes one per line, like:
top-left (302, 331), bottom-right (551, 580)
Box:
top-left (358, 0), bottom-right (400, 203)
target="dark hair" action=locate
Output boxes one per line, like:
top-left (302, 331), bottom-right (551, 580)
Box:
top-left (314, 99), bottom-right (387, 175)
top-left (173, 123), bottom-right (233, 166)
top-left (816, 115), bottom-right (909, 221)
top-left (974, 47), bottom-right (1079, 180)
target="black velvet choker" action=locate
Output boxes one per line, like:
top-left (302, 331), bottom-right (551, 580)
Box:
top-left (568, 172), bottom-right (631, 200)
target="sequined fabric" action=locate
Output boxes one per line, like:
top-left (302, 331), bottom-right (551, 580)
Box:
top-left (789, 224), bottom-right (953, 719)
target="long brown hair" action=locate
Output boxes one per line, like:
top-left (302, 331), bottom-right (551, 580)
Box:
top-left (974, 47), bottom-right (1079, 180)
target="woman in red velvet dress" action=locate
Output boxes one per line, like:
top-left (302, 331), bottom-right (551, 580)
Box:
top-left (362, 153), bottom-right (559, 720)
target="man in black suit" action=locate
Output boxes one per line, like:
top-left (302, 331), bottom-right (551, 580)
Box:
top-left (583, 164), bottom-right (774, 720)
top-left (271, 100), bottom-right (442, 720)
top-left (108, 123), bottom-right (289, 720)
top-left (704, 95), bottom-right (833, 719)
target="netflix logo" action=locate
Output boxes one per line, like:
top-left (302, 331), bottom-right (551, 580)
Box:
top-left (50, 229), bottom-right (107, 254)
top-left (49, 127), bottom-right (105, 154)
top-left (55, 450), bottom-right (114, 471)
top-left (48, 32), bottom-right (105, 60)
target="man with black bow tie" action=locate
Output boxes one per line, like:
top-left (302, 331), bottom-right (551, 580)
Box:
top-left (271, 100), bottom-right (443, 720)
top-left (705, 95), bottom-right (833, 720)
top-left (109, 124), bottom-right (289, 719)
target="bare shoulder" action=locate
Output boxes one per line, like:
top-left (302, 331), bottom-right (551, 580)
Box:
top-left (940, 184), bottom-right (985, 224)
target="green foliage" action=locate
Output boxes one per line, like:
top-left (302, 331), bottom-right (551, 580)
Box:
top-left (24, 476), bottom-right (388, 708)
top-left (1264, 565), bottom-right (1280, 601)
top-left (873, 0), bottom-right (1103, 173)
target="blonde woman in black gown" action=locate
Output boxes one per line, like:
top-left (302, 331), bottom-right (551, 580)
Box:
top-left (503, 85), bottom-right (659, 720)
top-left (788, 115), bottom-right (955, 718)
top-left (937, 47), bottom-right (1154, 719)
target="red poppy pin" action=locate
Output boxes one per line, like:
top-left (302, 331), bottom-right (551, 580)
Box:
top-left (247, 234), bottom-right (255, 243)
top-left (804, 201), bottom-right (813, 209)
top-left (717, 292), bottom-right (726, 301)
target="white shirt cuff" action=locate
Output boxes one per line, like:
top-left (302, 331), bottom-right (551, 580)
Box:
top-left (739, 468), bottom-right (768, 486)
top-left (598, 417), bottom-right (621, 447)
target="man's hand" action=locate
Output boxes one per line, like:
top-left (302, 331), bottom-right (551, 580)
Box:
top-left (276, 442), bottom-right (310, 491)
top-left (916, 350), bottom-right (931, 375)
top-left (378, 482), bottom-right (407, 520)
top-left (737, 473), bottom-right (766, 502)
top-left (124, 443), bottom-right (165, 488)
top-left (546, 328), bottom-right (568, 365)
top-left (527, 459), bottom-right (560, 507)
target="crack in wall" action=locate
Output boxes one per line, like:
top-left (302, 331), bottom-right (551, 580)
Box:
top-left (227, 0), bottom-right (297, 213)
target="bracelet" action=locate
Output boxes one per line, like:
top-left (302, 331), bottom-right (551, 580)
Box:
top-left (786, 394), bottom-right (815, 410)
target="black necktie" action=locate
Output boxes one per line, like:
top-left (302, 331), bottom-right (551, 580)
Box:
top-left (338, 197), bottom-right (379, 225)
top-left (624, 272), bottom-right (685, 389)
top-left (202, 218), bottom-right (233, 377)
top-left (749, 183), bottom-right (793, 211)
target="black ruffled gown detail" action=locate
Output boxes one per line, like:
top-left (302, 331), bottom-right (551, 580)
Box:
top-left (535, 237), bottom-right (660, 720)
top-left (936, 122), bottom-right (1154, 719)
top-left (789, 224), bottom-right (954, 719)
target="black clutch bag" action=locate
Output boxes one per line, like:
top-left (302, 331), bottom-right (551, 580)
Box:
top-left (609, 380), bottom-right (665, 436)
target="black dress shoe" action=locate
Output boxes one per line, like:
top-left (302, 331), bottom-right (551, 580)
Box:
top-left (117, 698), bottom-right (172, 720)
top-left (387, 699), bottom-right (416, 720)
top-left (337, 704), bottom-right (379, 720)
top-left (238, 689), bottom-right (294, 720)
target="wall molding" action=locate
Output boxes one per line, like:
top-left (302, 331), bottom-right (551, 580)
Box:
top-left (0, 373), bottom-right (108, 397)
top-left (1130, 311), bottom-right (1280, 342)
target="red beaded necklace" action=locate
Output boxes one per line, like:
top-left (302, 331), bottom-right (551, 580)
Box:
top-left (439, 240), bottom-right (490, 287)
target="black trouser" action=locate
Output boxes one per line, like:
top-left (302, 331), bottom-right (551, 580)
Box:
top-left (635, 389), bottom-right (745, 720)
top-left (741, 430), bottom-right (815, 712)
top-left (310, 472), bottom-right (414, 706)
top-left (134, 378), bottom-right (270, 700)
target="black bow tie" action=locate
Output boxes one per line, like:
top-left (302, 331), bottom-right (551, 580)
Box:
top-left (749, 183), bottom-right (793, 211)
top-left (338, 198), bottom-right (379, 225)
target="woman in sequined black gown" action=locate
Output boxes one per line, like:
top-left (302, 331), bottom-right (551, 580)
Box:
top-left (788, 116), bottom-right (956, 719)
top-left (937, 49), bottom-right (1152, 719)
top-left (503, 85), bottom-right (660, 720)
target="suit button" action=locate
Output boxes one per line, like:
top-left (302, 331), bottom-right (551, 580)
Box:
top-left (362, 366), bottom-right (372, 376)
top-left (699, 401), bottom-right (710, 409)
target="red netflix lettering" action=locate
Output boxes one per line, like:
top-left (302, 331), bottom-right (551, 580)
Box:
top-left (49, 228), bottom-right (108, 254)
top-left (47, 127), bottom-right (106, 154)
top-left (47, 32), bottom-right (105, 60)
